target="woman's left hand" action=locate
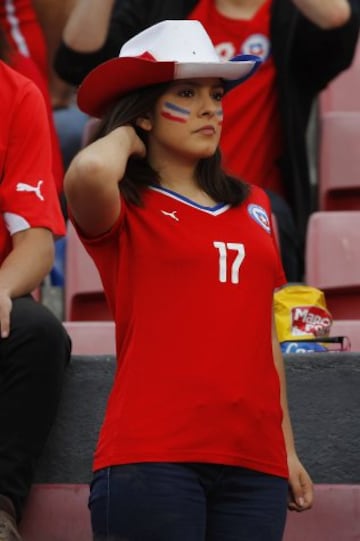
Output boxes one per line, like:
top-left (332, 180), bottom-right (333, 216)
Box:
top-left (287, 453), bottom-right (314, 512)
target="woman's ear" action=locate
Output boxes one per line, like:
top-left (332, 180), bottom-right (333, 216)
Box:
top-left (135, 115), bottom-right (152, 131)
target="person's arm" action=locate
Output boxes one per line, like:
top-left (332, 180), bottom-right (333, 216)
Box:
top-left (53, 0), bottom-right (117, 85)
top-left (64, 125), bottom-right (145, 237)
top-left (31, 0), bottom-right (77, 101)
top-left (54, 0), bottom-right (145, 85)
top-left (292, 0), bottom-right (351, 28)
top-left (0, 228), bottom-right (54, 337)
top-left (285, 0), bottom-right (360, 92)
top-left (271, 313), bottom-right (314, 511)
top-left (62, 0), bottom-right (116, 52)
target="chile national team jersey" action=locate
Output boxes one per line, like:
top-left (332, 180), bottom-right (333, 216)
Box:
top-left (188, 0), bottom-right (284, 194)
top-left (0, 0), bottom-right (65, 194)
top-left (77, 184), bottom-right (288, 479)
top-left (0, 61), bottom-right (65, 263)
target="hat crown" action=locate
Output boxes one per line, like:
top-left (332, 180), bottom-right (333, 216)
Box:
top-left (78, 19), bottom-right (261, 117)
top-left (119, 20), bottom-right (221, 64)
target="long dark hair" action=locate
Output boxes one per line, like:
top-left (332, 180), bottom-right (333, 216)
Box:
top-left (91, 82), bottom-right (250, 206)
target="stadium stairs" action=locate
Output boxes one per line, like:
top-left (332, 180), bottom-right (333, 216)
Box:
top-left (19, 353), bottom-right (360, 541)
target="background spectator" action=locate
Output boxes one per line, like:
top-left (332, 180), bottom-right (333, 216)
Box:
top-left (0, 27), bottom-right (71, 541)
top-left (55, 0), bottom-right (360, 281)
top-left (0, 0), bottom-right (65, 195)
top-left (31, 0), bottom-right (89, 171)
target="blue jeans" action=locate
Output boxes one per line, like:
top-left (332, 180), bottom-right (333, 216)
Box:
top-left (89, 462), bottom-right (288, 541)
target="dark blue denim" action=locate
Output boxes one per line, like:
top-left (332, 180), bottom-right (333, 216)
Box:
top-left (89, 462), bottom-right (288, 541)
top-left (0, 296), bottom-right (71, 521)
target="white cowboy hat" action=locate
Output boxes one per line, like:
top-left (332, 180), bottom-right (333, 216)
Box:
top-left (77, 19), bottom-right (261, 117)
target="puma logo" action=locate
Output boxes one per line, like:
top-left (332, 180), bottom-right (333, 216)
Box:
top-left (16, 180), bottom-right (44, 201)
top-left (161, 210), bottom-right (179, 222)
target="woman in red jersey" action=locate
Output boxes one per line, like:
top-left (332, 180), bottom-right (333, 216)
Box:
top-left (57, 0), bottom-right (360, 283)
top-left (65, 19), bottom-right (313, 541)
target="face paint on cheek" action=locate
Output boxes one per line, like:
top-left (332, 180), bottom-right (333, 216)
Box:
top-left (216, 109), bottom-right (223, 126)
top-left (161, 101), bottom-right (191, 123)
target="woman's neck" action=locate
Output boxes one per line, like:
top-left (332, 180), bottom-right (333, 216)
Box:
top-left (215, 0), bottom-right (267, 20)
top-left (155, 164), bottom-right (217, 206)
top-left (159, 182), bottom-right (218, 207)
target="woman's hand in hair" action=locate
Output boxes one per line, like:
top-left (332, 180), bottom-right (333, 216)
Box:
top-left (119, 124), bottom-right (147, 160)
top-left (65, 124), bottom-right (145, 237)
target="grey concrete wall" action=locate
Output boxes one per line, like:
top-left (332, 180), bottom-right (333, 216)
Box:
top-left (35, 353), bottom-right (360, 484)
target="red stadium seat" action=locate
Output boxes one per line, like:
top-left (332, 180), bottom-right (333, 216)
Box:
top-left (305, 211), bottom-right (360, 319)
top-left (318, 112), bottom-right (360, 211)
top-left (284, 484), bottom-right (360, 541)
top-left (63, 321), bottom-right (116, 355)
top-left (31, 287), bottom-right (40, 301)
top-left (330, 319), bottom-right (360, 352)
top-left (64, 221), bottom-right (111, 321)
top-left (19, 483), bottom-right (360, 541)
top-left (319, 37), bottom-right (360, 114)
top-left (19, 484), bottom-right (91, 541)
top-left (81, 117), bottom-right (100, 147)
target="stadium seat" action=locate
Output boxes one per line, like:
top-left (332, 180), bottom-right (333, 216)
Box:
top-left (319, 37), bottom-right (360, 114)
top-left (283, 484), bottom-right (360, 541)
top-left (32, 287), bottom-right (40, 301)
top-left (305, 211), bottom-right (360, 319)
top-left (18, 483), bottom-right (360, 541)
top-left (318, 112), bottom-right (360, 211)
top-left (19, 484), bottom-right (91, 541)
top-left (63, 321), bottom-right (116, 355)
top-left (64, 221), bottom-right (111, 321)
top-left (81, 117), bottom-right (100, 147)
top-left (331, 319), bottom-right (360, 352)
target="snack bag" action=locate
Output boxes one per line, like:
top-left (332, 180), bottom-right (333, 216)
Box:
top-left (274, 284), bottom-right (333, 353)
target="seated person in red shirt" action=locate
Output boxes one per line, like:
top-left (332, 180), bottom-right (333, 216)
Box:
top-left (0, 28), bottom-right (71, 541)
top-left (0, 0), bottom-right (66, 196)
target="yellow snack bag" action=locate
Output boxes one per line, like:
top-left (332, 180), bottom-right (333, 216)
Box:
top-left (274, 284), bottom-right (332, 343)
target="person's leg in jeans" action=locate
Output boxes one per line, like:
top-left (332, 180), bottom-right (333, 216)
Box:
top-left (89, 463), bottom-right (288, 541)
top-left (89, 463), bottom-right (207, 541)
top-left (206, 466), bottom-right (288, 541)
top-left (0, 296), bottom-right (71, 523)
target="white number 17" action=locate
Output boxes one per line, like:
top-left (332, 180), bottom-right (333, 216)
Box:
top-left (213, 242), bottom-right (245, 284)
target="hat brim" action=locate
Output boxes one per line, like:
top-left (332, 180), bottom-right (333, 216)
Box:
top-left (77, 55), bottom-right (261, 118)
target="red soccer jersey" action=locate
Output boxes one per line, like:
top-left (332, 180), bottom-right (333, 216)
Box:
top-left (0, 0), bottom-right (65, 193)
top-left (77, 185), bottom-right (288, 479)
top-left (10, 51), bottom-right (65, 194)
top-left (0, 0), bottom-right (48, 78)
top-left (0, 61), bottom-right (65, 263)
top-left (189, 0), bottom-right (284, 195)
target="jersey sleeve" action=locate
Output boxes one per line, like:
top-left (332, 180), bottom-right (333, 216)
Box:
top-left (68, 197), bottom-right (126, 318)
top-left (1, 79), bottom-right (65, 237)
